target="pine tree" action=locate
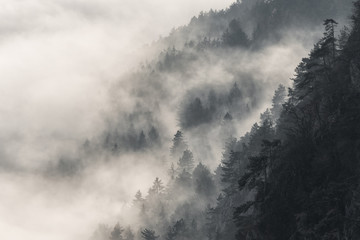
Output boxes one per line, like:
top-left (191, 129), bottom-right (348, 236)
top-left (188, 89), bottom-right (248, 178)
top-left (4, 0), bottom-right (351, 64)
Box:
top-left (141, 229), bottom-right (159, 240)
top-left (181, 98), bottom-right (211, 128)
top-left (170, 131), bottom-right (188, 158)
top-left (260, 108), bottom-right (272, 125)
top-left (177, 150), bottom-right (195, 173)
top-left (322, 19), bottom-right (338, 61)
top-left (148, 177), bottom-right (165, 196)
top-left (175, 169), bottom-right (192, 190)
top-left (270, 84), bottom-right (287, 122)
top-left (133, 190), bottom-right (144, 207)
top-left (221, 150), bottom-right (242, 196)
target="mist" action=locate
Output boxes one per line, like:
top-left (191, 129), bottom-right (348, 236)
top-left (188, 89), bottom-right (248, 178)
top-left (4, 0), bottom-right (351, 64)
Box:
top-left (0, 0), bottom-right (353, 239)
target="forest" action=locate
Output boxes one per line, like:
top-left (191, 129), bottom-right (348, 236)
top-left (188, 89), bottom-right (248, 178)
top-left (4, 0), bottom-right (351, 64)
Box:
top-left (88, 0), bottom-right (360, 239)
top-left (0, 0), bottom-right (359, 240)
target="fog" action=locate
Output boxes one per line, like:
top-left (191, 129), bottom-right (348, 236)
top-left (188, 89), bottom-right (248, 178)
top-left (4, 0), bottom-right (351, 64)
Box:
top-left (0, 0), bottom-right (235, 170)
top-left (0, 0), bottom-right (332, 239)
top-left (0, 1), bottom-right (238, 239)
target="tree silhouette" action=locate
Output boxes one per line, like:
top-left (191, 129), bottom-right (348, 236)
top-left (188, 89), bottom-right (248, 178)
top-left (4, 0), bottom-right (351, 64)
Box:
top-left (141, 229), bottom-right (159, 240)
top-left (170, 131), bottom-right (188, 158)
top-left (148, 177), bottom-right (165, 196)
top-left (178, 150), bottom-right (195, 173)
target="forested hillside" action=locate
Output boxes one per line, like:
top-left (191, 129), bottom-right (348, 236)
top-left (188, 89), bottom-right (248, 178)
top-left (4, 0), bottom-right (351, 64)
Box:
top-left (160, 0), bottom-right (353, 48)
top-left (88, 0), bottom-right (360, 240)
top-left (79, 0), bottom-right (354, 172)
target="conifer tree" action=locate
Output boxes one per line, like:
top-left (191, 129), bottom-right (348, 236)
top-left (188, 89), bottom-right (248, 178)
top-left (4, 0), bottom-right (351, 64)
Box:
top-left (141, 229), bottom-right (159, 240)
top-left (222, 19), bottom-right (250, 47)
top-left (193, 163), bottom-right (216, 198)
top-left (133, 190), bottom-right (144, 207)
top-left (170, 131), bottom-right (188, 158)
top-left (270, 84), bottom-right (287, 122)
top-left (177, 150), bottom-right (195, 173)
top-left (148, 177), bottom-right (165, 196)
top-left (322, 19), bottom-right (338, 60)
top-left (228, 82), bottom-right (242, 105)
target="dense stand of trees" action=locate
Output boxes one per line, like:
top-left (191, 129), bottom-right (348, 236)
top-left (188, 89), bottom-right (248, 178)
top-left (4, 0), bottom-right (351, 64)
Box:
top-left (90, 1), bottom-right (360, 240)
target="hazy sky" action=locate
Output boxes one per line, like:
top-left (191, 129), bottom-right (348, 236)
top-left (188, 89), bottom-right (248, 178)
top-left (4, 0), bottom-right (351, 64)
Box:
top-left (0, 1), bottom-right (235, 239)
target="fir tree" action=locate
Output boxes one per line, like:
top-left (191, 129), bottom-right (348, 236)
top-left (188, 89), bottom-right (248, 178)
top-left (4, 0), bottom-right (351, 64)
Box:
top-left (178, 150), bottom-right (195, 173)
top-left (141, 229), bottom-right (159, 240)
top-left (148, 177), bottom-right (165, 196)
top-left (170, 131), bottom-right (188, 158)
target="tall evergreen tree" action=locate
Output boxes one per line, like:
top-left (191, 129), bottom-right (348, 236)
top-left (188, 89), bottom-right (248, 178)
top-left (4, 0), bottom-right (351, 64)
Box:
top-left (170, 131), bottom-right (188, 158)
top-left (270, 84), bottom-right (287, 122)
top-left (322, 19), bottom-right (338, 61)
top-left (133, 190), bottom-right (144, 208)
top-left (148, 177), bottom-right (165, 196)
top-left (178, 150), bottom-right (195, 173)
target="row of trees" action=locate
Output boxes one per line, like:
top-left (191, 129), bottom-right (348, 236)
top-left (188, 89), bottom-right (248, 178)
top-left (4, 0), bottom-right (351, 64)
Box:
top-left (179, 82), bottom-right (254, 129)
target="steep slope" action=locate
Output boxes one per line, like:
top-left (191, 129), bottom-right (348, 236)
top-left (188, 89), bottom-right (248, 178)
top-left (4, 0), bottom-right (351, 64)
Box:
top-left (232, 3), bottom-right (360, 239)
top-left (90, 0), bottom-right (353, 171)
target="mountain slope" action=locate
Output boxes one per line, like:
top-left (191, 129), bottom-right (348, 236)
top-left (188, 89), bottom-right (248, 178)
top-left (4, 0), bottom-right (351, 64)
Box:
top-left (89, 1), bottom-right (360, 240)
